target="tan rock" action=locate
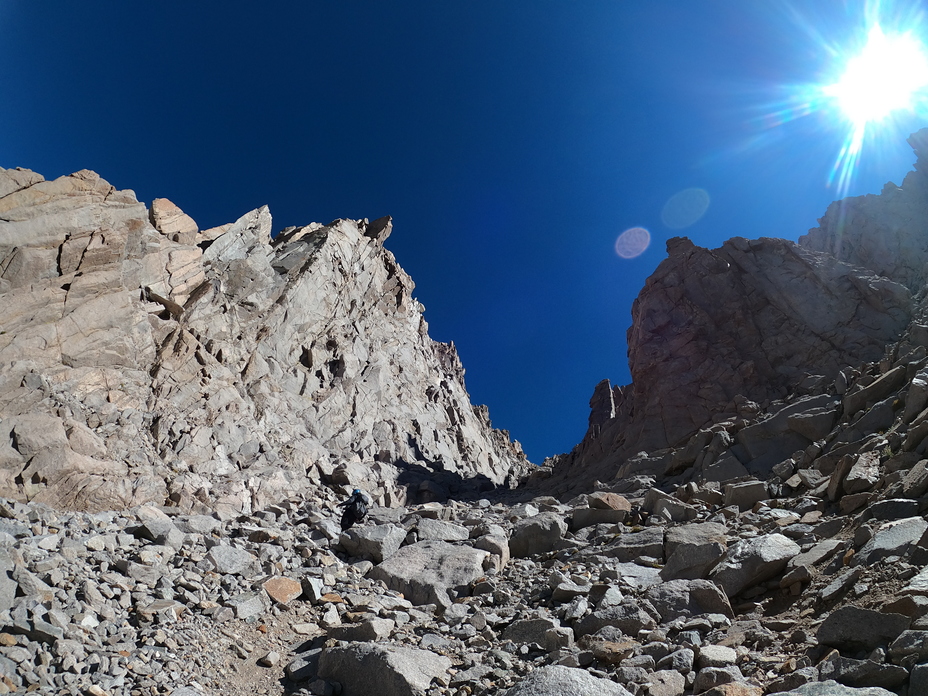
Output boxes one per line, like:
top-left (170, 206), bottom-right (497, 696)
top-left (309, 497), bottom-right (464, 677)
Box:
top-left (150, 198), bottom-right (198, 245)
top-left (262, 577), bottom-right (303, 604)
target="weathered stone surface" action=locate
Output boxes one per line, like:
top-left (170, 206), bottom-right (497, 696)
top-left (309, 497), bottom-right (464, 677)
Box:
top-left (768, 682), bottom-right (895, 696)
top-left (509, 512), bottom-right (567, 557)
top-left (644, 579), bottom-right (733, 621)
top-left (368, 540), bottom-right (488, 609)
top-left (503, 665), bottom-right (633, 696)
top-left (661, 522), bottom-right (728, 581)
top-left (0, 168), bottom-right (530, 513)
top-left (817, 606), bottom-right (910, 651)
top-left (339, 524), bottom-right (406, 563)
top-left (414, 518), bottom-right (470, 542)
top-left (723, 481), bottom-right (768, 512)
top-left (575, 599), bottom-right (658, 637)
top-left (207, 544), bottom-right (258, 575)
top-left (709, 534), bottom-right (799, 597)
top-left (854, 516), bottom-right (928, 565)
top-left (603, 527), bottom-right (664, 562)
top-left (318, 642), bottom-right (451, 696)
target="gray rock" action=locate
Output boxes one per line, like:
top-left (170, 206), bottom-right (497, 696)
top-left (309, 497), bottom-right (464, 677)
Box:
top-left (604, 527), bottom-right (664, 562)
top-left (768, 681), bottom-right (895, 695)
top-left (414, 518), bottom-right (469, 541)
top-left (207, 544), bottom-right (258, 575)
top-left (368, 540), bottom-right (488, 609)
top-left (509, 512), bottom-right (568, 557)
top-left (503, 665), bottom-right (633, 696)
top-left (225, 591), bottom-right (269, 620)
top-left (709, 533), bottom-right (799, 597)
top-left (339, 524), bottom-right (406, 563)
top-left (888, 629), bottom-right (928, 662)
top-left (318, 642), bottom-right (452, 696)
top-left (328, 617), bottom-right (395, 642)
top-left (660, 522), bottom-right (728, 581)
top-left (855, 516), bottom-right (928, 565)
top-left (575, 599), bottom-right (657, 637)
top-left (723, 480), bottom-right (768, 511)
top-left (817, 606), bottom-right (910, 651)
top-left (691, 664), bottom-right (743, 692)
top-left (644, 579), bottom-right (733, 621)
top-left (501, 616), bottom-right (562, 645)
top-left (818, 654), bottom-right (909, 690)
top-left (645, 670), bottom-right (685, 696)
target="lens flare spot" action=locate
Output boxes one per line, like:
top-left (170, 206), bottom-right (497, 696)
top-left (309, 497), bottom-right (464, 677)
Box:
top-left (615, 227), bottom-right (650, 259)
top-left (661, 188), bottom-right (710, 229)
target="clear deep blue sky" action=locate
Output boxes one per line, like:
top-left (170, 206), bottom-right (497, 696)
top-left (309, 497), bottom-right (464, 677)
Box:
top-left (2, 2), bottom-right (926, 463)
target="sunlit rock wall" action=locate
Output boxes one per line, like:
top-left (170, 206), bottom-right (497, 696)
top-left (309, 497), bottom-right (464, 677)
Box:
top-left (0, 168), bottom-right (529, 513)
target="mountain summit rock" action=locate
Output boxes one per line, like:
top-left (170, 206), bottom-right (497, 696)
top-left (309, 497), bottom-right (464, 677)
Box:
top-left (0, 168), bottom-right (529, 513)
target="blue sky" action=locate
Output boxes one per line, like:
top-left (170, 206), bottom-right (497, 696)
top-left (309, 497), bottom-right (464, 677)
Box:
top-left (2, 1), bottom-right (926, 463)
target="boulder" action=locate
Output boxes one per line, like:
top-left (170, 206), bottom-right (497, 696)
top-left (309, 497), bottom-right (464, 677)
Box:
top-left (768, 682), bottom-right (895, 696)
top-left (603, 527), bottom-right (665, 562)
top-left (854, 516), bottom-right (928, 565)
top-left (817, 606), bottom-right (910, 651)
top-left (661, 523), bottom-right (728, 581)
top-left (414, 518), bottom-right (469, 542)
top-left (644, 579), bottom-right (734, 621)
top-left (709, 534), bottom-right (799, 597)
top-left (368, 540), bottom-right (488, 609)
top-left (339, 524), bottom-right (406, 563)
top-left (509, 512), bottom-right (568, 557)
top-left (318, 642), bottom-right (451, 696)
top-left (503, 665), bottom-right (633, 696)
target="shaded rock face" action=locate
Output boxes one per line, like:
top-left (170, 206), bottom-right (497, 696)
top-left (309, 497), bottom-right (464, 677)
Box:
top-left (799, 128), bottom-right (928, 293)
top-left (0, 167), bottom-right (528, 512)
top-left (545, 133), bottom-right (928, 496)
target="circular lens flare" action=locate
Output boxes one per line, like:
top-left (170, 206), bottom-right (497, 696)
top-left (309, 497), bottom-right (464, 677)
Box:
top-left (661, 188), bottom-right (710, 230)
top-left (615, 227), bottom-right (650, 259)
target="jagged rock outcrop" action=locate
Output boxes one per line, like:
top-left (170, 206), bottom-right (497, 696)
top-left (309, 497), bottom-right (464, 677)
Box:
top-left (544, 130), bottom-right (928, 497)
top-left (0, 167), bottom-right (529, 512)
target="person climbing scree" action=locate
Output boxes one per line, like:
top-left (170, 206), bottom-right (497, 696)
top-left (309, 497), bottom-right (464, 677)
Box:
top-left (338, 488), bottom-right (369, 531)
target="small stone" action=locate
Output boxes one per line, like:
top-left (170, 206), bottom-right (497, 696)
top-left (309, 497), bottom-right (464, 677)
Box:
top-left (259, 651), bottom-right (280, 667)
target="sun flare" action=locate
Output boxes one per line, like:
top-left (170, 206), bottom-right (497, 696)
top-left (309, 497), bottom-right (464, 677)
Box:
top-left (825, 24), bottom-right (928, 128)
top-left (816, 20), bottom-right (928, 196)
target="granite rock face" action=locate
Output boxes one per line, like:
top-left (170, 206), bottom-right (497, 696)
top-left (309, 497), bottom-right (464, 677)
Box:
top-left (0, 167), bottom-right (529, 512)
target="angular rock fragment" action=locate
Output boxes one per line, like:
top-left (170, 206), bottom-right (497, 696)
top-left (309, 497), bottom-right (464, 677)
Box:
top-left (318, 642), bottom-right (452, 696)
top-left (368, 540), bottom-right (488, 609)
top-left (709, 533), bottom-right (799, 597)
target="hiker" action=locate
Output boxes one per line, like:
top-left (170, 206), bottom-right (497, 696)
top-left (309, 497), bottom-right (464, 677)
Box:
top-left (338, 488), bottom-right (370, 531)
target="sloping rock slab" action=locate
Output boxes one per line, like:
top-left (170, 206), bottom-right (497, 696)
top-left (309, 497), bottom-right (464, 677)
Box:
top-left (644, 579), bottom-right (734, 621)
top-left (503, 665), bottom-right (633, 696)
top-left (368, 540), bottom-right (488, 609)
top-left (318, 642), bottom-right (451, 696)
top-left (709, 533), bottom-right (799, 597)
top-left (769, 680), bottom-right (895, 695)
top-left (817, 606), bottom-right (910, 652)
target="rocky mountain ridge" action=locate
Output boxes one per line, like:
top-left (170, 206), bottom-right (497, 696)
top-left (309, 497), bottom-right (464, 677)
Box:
top-left (542, 129), bottom-right (928, 500)
top-left (4, 130), bottom-right (928, 696)
top-left (0, 168), bottom-right (529, 515)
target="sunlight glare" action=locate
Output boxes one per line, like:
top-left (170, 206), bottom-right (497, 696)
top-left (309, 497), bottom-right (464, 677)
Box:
top-left (825, 24), bottom-right (928, 127)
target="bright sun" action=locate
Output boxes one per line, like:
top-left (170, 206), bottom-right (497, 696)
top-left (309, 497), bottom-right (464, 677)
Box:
top-left (825, 24), bottom-right (928, 128)
top-left (811, 21), bottom-right (928, 195)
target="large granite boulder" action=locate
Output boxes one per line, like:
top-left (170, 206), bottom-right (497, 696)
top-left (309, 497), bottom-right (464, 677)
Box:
top-left (318, 642), bottom-right (451, 696)
top-left (367, 540), bottom-right (489, 609)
